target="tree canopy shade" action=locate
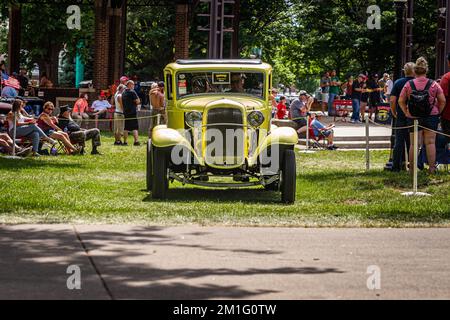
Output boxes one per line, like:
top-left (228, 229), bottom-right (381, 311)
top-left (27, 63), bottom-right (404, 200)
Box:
top-left (0, 0), bottom-right (440, 91)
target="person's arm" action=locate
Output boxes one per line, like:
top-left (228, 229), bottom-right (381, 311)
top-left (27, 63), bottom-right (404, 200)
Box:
top-left (398, 86), bottom-right (411, 118)
top-left (437, 92), bottom-right (446, 114)
top-left (306, 96), bottom-right (314, 111)
top-left (390, 95), bottom-right (397, 118)
top-left (41, 114), bottom-right (61, 131)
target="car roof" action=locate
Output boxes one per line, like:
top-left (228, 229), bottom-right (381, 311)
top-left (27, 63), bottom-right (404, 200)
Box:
top-left (165, 59), bottom-right (272, 72)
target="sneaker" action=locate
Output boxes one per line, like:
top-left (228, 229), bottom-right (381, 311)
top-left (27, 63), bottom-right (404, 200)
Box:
top-left (16, 146), bottom-right (33, 157)
top-left (31, 152), bottom-right (41, 157)
top-left (133, 141), bottom-right (141, 146)
top-left (350, 119), bottom-right (356, 123)
top-left (122, 142), bottom-right (128, 146)
top-left (114, 141), bottom-right (122, 146)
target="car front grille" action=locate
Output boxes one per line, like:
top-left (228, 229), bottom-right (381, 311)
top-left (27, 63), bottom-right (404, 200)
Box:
top-left (205, 107), bottom-right (245, 166)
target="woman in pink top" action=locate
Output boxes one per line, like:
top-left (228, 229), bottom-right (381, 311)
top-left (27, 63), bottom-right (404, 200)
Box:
top-left (398, 57), bottom-right (446, 173)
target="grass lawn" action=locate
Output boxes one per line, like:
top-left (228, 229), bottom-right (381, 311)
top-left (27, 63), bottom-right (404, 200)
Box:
top-left (0, 133), bottom-right (449, 227)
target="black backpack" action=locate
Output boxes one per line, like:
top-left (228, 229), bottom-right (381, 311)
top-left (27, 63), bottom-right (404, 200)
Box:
top-left (407, 79), bottom-right (434, 117)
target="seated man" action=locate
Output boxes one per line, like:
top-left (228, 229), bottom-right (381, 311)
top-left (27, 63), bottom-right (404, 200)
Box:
top-left (58, 105), bottom-right (102, 155)
top-left (310, 112), bottom-right (338, 150)
top-left (89, 91), bottom-right (111, 128)
top-left (290, 90), bottom-right (313, 135)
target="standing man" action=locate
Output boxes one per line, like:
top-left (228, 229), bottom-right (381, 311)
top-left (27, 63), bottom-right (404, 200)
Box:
top-left (383, 73), bottom-right (394, 102)
top-left (122, 80), bottom-right (141, 146)
top-left (389, 62), bottom-right (415, 172)
top-left (320, 71), bottom-right (330, 114)
top-left (437, 53), bottom-right (450, 141)
top-left (17, 68), bottom-right (29, 96)
top-left (150, 81), bottom-right (166, 125)
top-left (350, 74), bottom-right (364, 123)
top-left (113, 84), bottom-right (126, 146)
top-left (328, 70), bottom-right (341, 116)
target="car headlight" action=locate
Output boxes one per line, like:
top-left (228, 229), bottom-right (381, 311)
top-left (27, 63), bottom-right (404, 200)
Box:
top-left (185, 111), bottom-right (202, 128)
top-left (247, 111), bottom-right (265, 127)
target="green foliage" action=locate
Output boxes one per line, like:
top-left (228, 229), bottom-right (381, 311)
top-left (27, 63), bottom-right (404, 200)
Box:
top-left (125, 6), bottom-right (176, 80)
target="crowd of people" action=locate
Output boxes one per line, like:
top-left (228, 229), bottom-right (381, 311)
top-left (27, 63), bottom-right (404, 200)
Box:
top-left (0, 65), bottom-right (168, 157)
top-left (319, 69), bottom-right (393, 123)
top-left (271, 89), bottom-right (338, 150)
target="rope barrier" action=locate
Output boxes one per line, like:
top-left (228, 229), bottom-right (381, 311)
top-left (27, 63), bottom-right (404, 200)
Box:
top-left (62, 113), bottom-right (161, 123)
top-left (417, 125), bottom-right (450, 138)
top-left (367, 118), bottom-right (413, 130)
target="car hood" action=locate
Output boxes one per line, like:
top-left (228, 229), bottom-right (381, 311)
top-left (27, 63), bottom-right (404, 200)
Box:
top-left (177, 95), bottom-right (265, 111)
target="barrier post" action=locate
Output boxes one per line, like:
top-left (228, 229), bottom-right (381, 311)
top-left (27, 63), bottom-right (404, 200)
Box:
top-left (305, 115), bottom-right (309, 150)
top-left (365, 115), bottom-right (370, 171)
top-left (412, 119), bottom-right (418, 193)
top-left (157, 113), bottom-right (161, 126)
top-left (402, 120), bottom-right (430, 196)
top-left (12, 111), bottom-right (17, 157)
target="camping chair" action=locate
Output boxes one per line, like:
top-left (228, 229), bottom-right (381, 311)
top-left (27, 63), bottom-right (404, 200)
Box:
top-left (307, 118), bottom-right (328, 149)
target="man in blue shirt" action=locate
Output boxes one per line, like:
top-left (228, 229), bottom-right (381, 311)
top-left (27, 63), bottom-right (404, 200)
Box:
top-left (389, 62), bottom-right (415, 171)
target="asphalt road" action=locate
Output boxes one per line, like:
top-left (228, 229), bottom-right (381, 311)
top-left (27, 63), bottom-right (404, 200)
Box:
top-left (1, 225), bottom-right (449, 299)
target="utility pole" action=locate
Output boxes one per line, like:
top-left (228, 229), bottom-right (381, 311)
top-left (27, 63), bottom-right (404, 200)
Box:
top-left (394, 0), bottom-right (407, 80)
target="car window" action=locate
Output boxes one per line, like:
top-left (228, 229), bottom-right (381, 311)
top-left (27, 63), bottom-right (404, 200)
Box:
top-left (176, 71), bottom-right (265, 100)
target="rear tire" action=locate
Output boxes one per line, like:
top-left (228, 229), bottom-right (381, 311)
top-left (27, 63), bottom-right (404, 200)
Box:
top-left (281, 149), bottom-right (296, 204)
top-left (146, 139), bottom-right (153, 191)
top-left (152, 147), bottom-right (169, 199)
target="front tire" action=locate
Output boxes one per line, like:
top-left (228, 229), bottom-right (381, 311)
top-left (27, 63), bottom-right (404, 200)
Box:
top-left (152, 147), bottom-right (169, 199)
top-left (281, 149), bottom-right (296, 204)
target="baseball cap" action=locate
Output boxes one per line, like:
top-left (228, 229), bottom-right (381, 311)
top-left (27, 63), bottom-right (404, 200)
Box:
top-left (120, 76), bottom-right (129, 82)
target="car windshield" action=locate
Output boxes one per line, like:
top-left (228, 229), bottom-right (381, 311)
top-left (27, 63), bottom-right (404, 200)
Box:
top-left (176, 71), bottom-right (265, 99)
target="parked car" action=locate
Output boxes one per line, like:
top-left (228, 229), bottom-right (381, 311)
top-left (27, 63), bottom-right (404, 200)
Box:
top-left (146, 59), bottom-right (298, 203)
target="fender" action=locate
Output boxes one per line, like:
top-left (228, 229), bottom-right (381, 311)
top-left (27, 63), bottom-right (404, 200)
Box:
top-left (249, 126), bottom-right (298, 166)
top-left (151, 127), bottom-right (203, 165)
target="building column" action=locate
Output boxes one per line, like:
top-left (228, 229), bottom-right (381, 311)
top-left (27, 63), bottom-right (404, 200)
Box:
top-left (174, 3), bottom-right (190, 60)
top-left (93, 0), bottom-right (110, 91)
top-left (7, 3), bottom-right (21, 75)
top-left (108, 7), bottom-right (123, 82)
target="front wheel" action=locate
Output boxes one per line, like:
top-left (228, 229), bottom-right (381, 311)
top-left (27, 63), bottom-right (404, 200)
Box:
top-left (280, 149), bottom-right (296, 204)
top-left (152, 147), bottom-right (169, 199)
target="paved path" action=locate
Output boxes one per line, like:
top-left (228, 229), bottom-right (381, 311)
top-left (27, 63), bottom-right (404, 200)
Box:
top-left (1, 225), bottom-right (449, 299)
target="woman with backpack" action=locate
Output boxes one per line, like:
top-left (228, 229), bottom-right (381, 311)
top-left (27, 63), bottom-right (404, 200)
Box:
top-left (398, 57), bottom-right (446, 173)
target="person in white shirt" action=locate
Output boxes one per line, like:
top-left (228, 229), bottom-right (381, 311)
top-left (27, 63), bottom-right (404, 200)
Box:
top-left (113, 84), bottom-right (126, 145)
top-left (383, 73), bottom-right (394, 102)
top-left (90, 91), bottom-right (111, 128)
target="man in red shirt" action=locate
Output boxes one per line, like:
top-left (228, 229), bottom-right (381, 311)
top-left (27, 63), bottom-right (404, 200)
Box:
top-left (438, 53), bottom-right (450, 140)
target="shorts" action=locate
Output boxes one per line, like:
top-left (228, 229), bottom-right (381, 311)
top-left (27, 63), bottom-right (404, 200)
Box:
top-left (90, 112), bottom-right (107, 119)
top-left (293, 118), bottom-right (307, 128)
top-left (321, 129), bottom-right (333, 137)
top-left (43, 129), bottom-right (55, 136)
top-left (124, 114), bottom-right (139, 131)
top-left (407, 115), bottom-right (439, 133)
top-left (321, 93), bottom-right (329, 103)
top-left (114, 113), bottom-right (125, 135)
top-left (361, 94), bottom-right (368, 103)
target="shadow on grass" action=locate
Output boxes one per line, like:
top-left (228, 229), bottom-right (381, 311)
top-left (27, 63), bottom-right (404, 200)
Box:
top-left (0, 156), bottom-right (85, 171)
top-left (142, 187), bottom-right (282, 204)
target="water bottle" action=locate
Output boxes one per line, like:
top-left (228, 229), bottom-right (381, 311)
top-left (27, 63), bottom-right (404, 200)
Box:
top-left (51, 147), bottom-right (58, 156)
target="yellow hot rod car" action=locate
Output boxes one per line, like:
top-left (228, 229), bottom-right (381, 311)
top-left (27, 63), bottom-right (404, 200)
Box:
top-left (147, 59), bottom-right (298, 203)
